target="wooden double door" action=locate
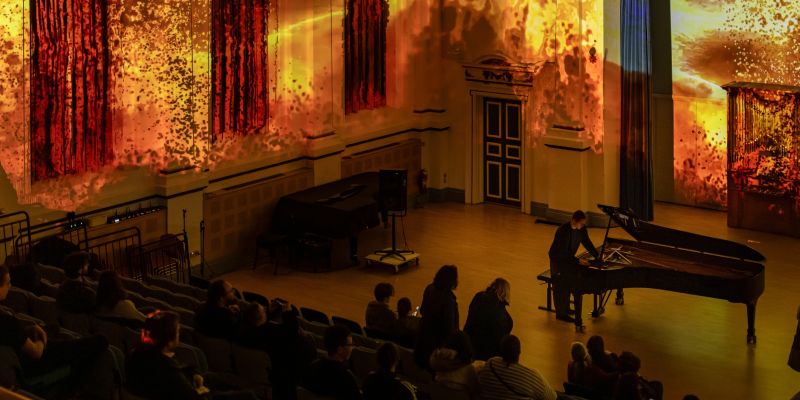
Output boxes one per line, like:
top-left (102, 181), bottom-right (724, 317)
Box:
top-left (483, 98), bottom-right (522, 207)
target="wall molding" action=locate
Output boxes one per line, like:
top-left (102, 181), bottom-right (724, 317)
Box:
top-left (429, 188), bottom-right (465, 203)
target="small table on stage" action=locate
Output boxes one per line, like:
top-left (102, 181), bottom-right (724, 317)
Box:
top-left (272, 172), bottom-right (382, 266)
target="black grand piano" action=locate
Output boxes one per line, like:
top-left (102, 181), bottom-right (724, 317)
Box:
top-left (271, 172), bottom-right (382, 266)
top-left (574, 204), bottom-right (765, 343)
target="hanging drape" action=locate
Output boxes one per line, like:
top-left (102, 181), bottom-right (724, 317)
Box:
top-left (344, 0), bottom-right (388, 115)
top-left (211, 0), bottom-right (269, 141)
top-left (30, 0), bottom-right (113, 181)
top-left (620, 0), bottom-right (654, 220)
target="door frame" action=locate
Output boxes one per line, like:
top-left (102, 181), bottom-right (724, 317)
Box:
top-left (467, 89), bottom-right (529, 212)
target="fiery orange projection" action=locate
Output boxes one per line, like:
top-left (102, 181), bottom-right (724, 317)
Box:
top-left (0, 0), bottom-right (606, 210)
top-left (440, 0), bottom-right (606, 150)
top-left (671, 0), bottom-right (800, 208)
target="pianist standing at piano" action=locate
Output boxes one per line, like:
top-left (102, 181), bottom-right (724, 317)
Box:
top-left (548, 210), bottom-right (599, 331)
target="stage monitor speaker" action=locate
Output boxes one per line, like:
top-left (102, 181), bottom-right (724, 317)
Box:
top-left (379, 169), bottom-right (407, 212)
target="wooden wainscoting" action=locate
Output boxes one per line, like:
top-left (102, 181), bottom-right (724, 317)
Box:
top-left (341, 139), bottom-right (422, 196)
top-left (203, 169), bottom-right (314, 267)
top-left (89, 209), bottom-right (167, 245)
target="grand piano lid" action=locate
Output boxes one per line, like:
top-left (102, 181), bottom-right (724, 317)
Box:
top-left (597, 204), bottom-right (766, 262)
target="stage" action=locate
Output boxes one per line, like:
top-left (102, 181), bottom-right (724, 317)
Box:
top-left (223, 202), bottom-right (798, 399)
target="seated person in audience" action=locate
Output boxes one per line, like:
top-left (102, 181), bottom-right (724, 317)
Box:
top-left (396, 297), bottom-right (420, 344)
top-left (56, 251), bottom-right (96, 313)
top-left (613, 351), bottom-right (663, 400)
top-left (477, 334), bottom-right (557, 400)
top-left (95, 270), bottom-right (146, 323)
top-left (305, 325), bottom-right (362, 400)
top-left (429, 331), bottom-right (482, 395)
top-left (30, 236), bottom-right (79, 270)
top-left (126, 311), bottom-right (209, 399)
top-left (127, 310), bottom-right (257, 400)
top-left (567, 342), bottom-right (616, 396)
top-left (0, 264), bottom-right (109, 398)
top-left (195, 279), bottom-right (241, 339)
top-left (362, 342), bottom-right (416, 400)
top-left (238, 301), bottom-right (317, 399)
top-left (587, 335), bottom-right (618, 373)
top-left (365, 282), bottom-right (399, 334)
top-left (5, 256), bottom-right (42, 296)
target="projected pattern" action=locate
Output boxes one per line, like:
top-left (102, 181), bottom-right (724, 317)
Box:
top-left (671, 0), bottom-right (800, 208)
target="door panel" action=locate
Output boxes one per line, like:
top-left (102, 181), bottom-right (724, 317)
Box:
top-left (483, 98), bottom-right (522, 206)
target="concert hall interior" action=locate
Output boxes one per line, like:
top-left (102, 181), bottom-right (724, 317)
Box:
top-left (0, 0), bottom-right (799, 399)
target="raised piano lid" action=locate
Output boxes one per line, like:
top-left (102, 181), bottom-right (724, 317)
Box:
top-left (597, 204), bottom-right (766, 262)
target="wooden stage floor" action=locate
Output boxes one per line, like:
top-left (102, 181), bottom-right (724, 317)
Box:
top-left (223, 202), bottom-right (799, 399)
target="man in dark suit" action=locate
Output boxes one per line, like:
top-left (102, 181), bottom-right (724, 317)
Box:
top-left (548, 210), bottom-right (599, 331)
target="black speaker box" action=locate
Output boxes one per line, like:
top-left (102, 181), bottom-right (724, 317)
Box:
top-left (379, 169), bottom-right (407, 212)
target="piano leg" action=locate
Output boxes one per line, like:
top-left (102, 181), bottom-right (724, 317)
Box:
top-left (615, 288), bottom-right (625, 305)
top-left (573, 291), bottom-right (586, 332)
top-left (746, 302), bottom-right (757, 344)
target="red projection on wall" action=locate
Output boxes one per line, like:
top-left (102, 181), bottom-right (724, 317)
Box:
top-left (211, 0), bottom-right (269, 141)
top-left (30, 0), bottom-right (113, 181)
top-left (344, 0), bottom-right (389, 115)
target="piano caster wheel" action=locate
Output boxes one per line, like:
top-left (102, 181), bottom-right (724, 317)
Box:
top-left (591, 311), bottom-right (599, 318)
top-left (615, 298), bottom-right (624, 305)
top-left (575, 325), bottom-right (586, 333)
top-left (747, 335), bottom-right (756, 344)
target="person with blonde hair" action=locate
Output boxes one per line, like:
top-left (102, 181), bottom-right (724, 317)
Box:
top-left (463, 278), bottom-right (513, 360)
top-left (568, 341), bottom-right (617, 396)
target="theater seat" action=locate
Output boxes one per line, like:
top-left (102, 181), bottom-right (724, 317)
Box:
top-left (428, 381), bottom-right (472, 400)
top-left (296, 386), bottom-right (336, 400)
top-left (300, 307), bottom-right (330, 325)
top-left (194, 332), bottom-right (233, 373)
top-left (349, 346), bottom-right (378, 382)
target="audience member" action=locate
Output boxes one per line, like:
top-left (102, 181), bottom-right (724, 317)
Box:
top-left (126, 311), bottom-right (208, 399)
top-left (429, 331), bottom-right (482, 395)
top-left (237, 301), bottom-right (316, 400)
top-left (463, 278), bottom-right (513, 360)
top-left (477, 334), bottom-right (557, 400)
top-left (0, 264), bottom-right (108, 398)
top-left (5, 257), bottom-right (42, 296)
top-left (567, 342), bottom-right (616, 396)
top-left (365, 282), bottom-right (399, 334)
top-left (790, 305), bottom-right (800, 372)
top-left (587, 335), bottom-right (618, 373)
top-left (614, 351), bottom-right (663, 400)
top-left (95, 271), bottom-right (146, 322)
top-left (362, 342), bottom-right (416, 400)
top-left (30, 236), bottom-right (80, 270)
top-left (396, 297), bottom-right (420, 347)
top-left (415, 265), bottom-right (459, 367)
top-left (56, 251), bottom-right (96, 313)
top-left (304, 325), bottom-right (362, 400)
top-left (195, 279), bottom-right (241, 339)
top-left (127, 310), bottom-right (257, 400)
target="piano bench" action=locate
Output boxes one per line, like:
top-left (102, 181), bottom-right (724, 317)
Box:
top-left (537, 269), bottom-right (555, 313)
top-left (294, 234), bottom-right (333, 272)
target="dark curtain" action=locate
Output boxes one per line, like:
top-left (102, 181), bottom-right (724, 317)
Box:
top-left (620, 0), bottom-right (654, 220)
top-left (211, 0), bottom-right (269, 141)
top-left (30, 0), bottom-right (113, 181)
top-left (344, 0), bottom-right (388, 115)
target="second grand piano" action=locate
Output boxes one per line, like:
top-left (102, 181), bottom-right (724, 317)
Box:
top-left (575, 205), bottom-right (765, 343)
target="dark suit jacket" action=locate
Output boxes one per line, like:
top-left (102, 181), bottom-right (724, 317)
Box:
top-left (548, 222), bottom-right (599, 264)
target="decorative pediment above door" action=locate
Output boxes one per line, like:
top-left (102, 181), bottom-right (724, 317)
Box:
top-left (462, 54), bottom-right (539, 87)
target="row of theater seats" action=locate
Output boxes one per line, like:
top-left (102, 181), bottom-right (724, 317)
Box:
top-left (1, 266), bottom-right (273, 399)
